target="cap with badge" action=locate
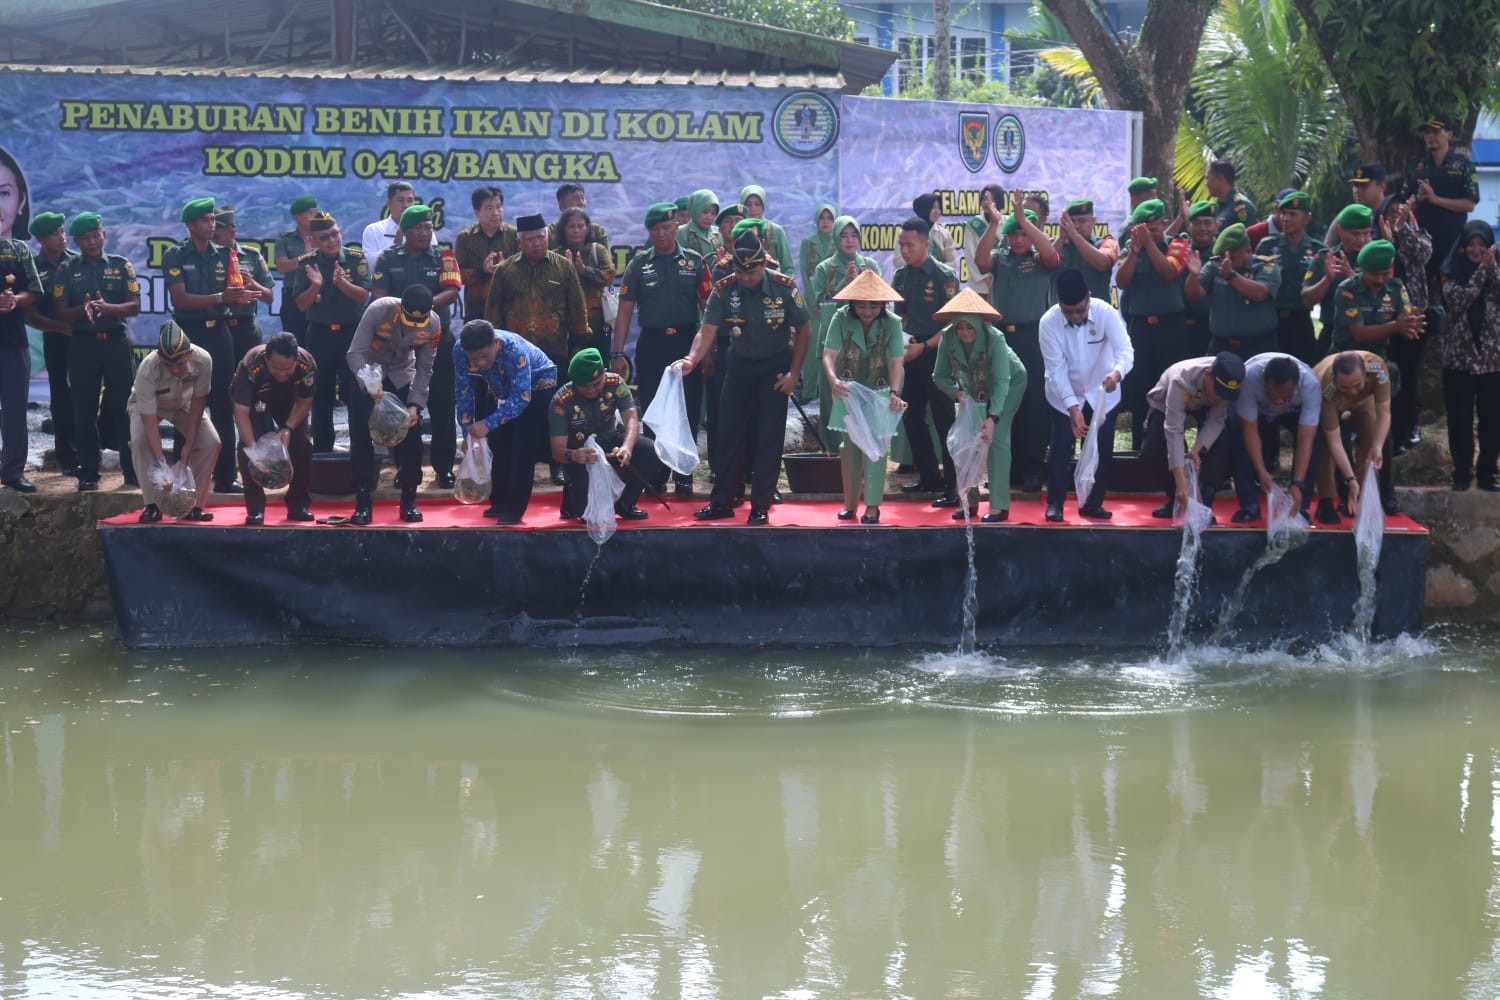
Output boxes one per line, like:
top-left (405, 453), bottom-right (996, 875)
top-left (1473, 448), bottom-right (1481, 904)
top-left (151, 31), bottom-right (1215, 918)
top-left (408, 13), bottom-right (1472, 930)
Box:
top-left (568, 347), bottom-right (605, 384)
top-left (1349, 164), bottom-right (1387, 186)
top-left (644, 203), bottom-right (676, 228)
top-left (29, 212), bottom-right (65, 239)
top-left (180, 197), bottom-right (215, 223)
top-left (399, 284), bottom-right (434, 325)
top-left (213, 204), bottom-right (237, 228)
top-left (1065, 199), bottom-right (1093, 216)
top-left (1278, 190), bottom-right (1312, 212)
top-left (157, 320), bottom-right (193, 362)
top-left (1187, 200), bottom-right (1216, 221)
top-left (715, 203), bottom-right (747, 226)
top-left (289, 195), bottom-right (318, 216)
top-left (729, 224), bottom-right (768, 270)
top-left (1422, 115), bottom-right (1454, 132)
top-left (1357, 239), bottom-right (1396, 271)
top-left (67, 212), bottom-right (102, 238)
top-left (308, 211), bottom-right (337, 232)
top-left (1127, 177), bottom-right (1158, 197)
top-left (1210, 351), bottom-right (1244, 400)
top-left (1128, 199), bottom-right (1165, 227)
top-left (398, 205), bottom-right (432, 229)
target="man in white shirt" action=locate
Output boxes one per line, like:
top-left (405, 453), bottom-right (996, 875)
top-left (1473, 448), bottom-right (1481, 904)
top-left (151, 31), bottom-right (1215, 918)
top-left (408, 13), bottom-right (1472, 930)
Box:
top-left (1234, 351), bottom-right (1323, 522)
top-left (359, 181), bottom-right (416, 260)
top-left (1039, 268), bottom-right (1134, 521)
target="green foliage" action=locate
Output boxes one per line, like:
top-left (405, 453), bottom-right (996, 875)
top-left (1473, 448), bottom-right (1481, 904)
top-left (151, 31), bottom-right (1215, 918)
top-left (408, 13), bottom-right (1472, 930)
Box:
top-left (881, 76), bottom-right (1049, 106)
top-left (650, 0), bottom-right (855, 41)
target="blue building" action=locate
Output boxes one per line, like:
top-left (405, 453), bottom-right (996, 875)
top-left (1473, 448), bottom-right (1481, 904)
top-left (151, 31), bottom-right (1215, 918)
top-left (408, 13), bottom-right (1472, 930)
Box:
top-left (841, 0), bottom-right (1148, 95)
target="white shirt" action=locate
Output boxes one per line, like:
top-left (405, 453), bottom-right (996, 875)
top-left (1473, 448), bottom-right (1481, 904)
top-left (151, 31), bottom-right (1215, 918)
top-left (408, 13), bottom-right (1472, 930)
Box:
top-left (1039, 298), bottom-right (1134, 414)
top-left (360, 216), bottom-right (400, 260)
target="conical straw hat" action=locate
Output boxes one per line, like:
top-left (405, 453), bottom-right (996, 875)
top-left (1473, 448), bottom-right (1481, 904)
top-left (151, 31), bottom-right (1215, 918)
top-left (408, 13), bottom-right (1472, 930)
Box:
top-left (933, 287), bottom-right (1001, 321)
top-left (831, 268), bottom-right (902, 303)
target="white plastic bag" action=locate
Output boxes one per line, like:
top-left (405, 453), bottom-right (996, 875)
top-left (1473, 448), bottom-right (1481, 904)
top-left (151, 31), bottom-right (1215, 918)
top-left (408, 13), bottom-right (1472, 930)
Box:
top-left (455, 435), bottom-right (492, 504)
top-left (1073, 386), bottom-right (1108, 504)
top-left (945, 395), bottom-right (988, 495)
top-left (355, 363), bottom-right (383, 396)
top-left (839, 381), bottom-right (902, 462)
top-left (156, 462), bottom-right (197, 518)
top-left (601, 286), bottom-right (619, 325)
top-left (1353, 461), bottom-right (1384, 556)
top-left (1266, 483), bottom-right (1309, 546)
top-left (147, 458), bottom-right (172, 494)
top-left (1173, 458), bottom-right (1214, 531)
top-left (582, 434), bottom-right (626, 545)
top-left (643, 365), bottom-right (698, 476)
top-left (245, 432), bottom-right (292, 489)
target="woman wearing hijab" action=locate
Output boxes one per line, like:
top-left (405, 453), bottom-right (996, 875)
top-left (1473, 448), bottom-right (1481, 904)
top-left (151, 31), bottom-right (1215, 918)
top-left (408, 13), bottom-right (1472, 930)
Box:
top-left (809, 216), bottom-right (879, 450)
top-left (912, 191), bottom-right (956, 265)
top-left (739, 185), bottom-right (793, 272)
top-left (931, 288), bottom-right (1027, 522)
top-left (1439, 219), bottom-right (1500, 491)
top-left (822, 270), bottom-right (907, 523)
top-left (677, 188), bottom-right (720, 261)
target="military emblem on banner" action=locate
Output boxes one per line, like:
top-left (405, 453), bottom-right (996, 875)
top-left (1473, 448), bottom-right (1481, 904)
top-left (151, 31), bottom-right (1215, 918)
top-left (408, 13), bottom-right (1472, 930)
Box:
top-left (994, 113), bottom-right (1025, 173)
top-left (958, 112), bottom-right (988, 173)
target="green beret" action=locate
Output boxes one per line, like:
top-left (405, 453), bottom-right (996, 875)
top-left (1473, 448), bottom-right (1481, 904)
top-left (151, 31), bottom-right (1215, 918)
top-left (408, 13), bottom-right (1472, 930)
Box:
top-left (1336, 203), bottom-right (1373, 230)
top-left (289, 195), bottom-right (318, 216)
top-left (730, 218), bottom-right (767, 240)
top-left (1065, 199), bottom-right (1093, 216)
top-left (399, 205), bottom-right (432, 229)
top-left (1000, 209), bottom-right (1038, 235)
top-left (29, 212), bottom-right (65, 238)
top-left (68, 212), bottom-right (102, 238)
top-left (180, 197), bottom-right (215, 223)
top-left (644, 202), bottom-right (676, 228)
top-left (673, 197), bottom-right (689, 211)
top-left (1278, 190), bottom-right (1312, 212)
top-left (1128, 199), bottom-right (1165, 227)
top-left (567, 347), bottom-right (604, 384)
top-left (1212, 223), bottom-right (1247, 255)
top-left (715, 203), bottom-right (747, 226)
top-left (1187, 200), bottom-right (1216, 221)
top-left (1357, 239), bottom-right (1396, 271)
top-left (1127, 176), bottom-right (1158, 196)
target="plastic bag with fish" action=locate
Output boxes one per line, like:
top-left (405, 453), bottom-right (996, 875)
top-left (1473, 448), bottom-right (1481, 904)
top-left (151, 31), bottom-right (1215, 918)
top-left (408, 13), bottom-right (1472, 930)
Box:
top-left (244, 433), bottom-right (293, 490)
top-left (945, 395), bottom-right (988, 495)
top-left (455, 435), bottom-right (492, 504)
top-left (839, 380), bottom-right (902, 462)
top-left (582, 434), bottom-right (625, 545)
top-left (1073, 386), bottom-right (1107, 504)
top-left (156, 462), bottom-right (197, 518)
top-left (1265, 484), bottom-right (1309, 547)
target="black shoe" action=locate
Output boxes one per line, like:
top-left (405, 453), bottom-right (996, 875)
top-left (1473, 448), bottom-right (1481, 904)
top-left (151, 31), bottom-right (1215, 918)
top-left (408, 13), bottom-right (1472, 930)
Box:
top-left (399, 492), bottom-right (423, 523)
top-left (481, 506), bottom-right (500, 517)
top-left (1408, 428), bottom-right (1422, 447)
top-left (1453, 478), bottom-right (1472, 492)
top-left (1231, 505), bottom-right (1260, 524)
top-left (286, 503), bottom-right (314, 522)
top-left (138, 504), bottom-right (162, 523)
top-left (122, 473), bottom-right (139, 488)
top-left (434, 471), bottom-right (456, 489)
top-left (981, 509), bottom-right (1009, 523)
top-left (1021, 475), bottom-right (1045, 493)
top-left (1315, 497), bottom-right (1341, 525)
top-left (615, 505), bottom-right (649, 520)
top-left (351, 489), bottom-right (373, 526)
top-left (495, 516), bottom-right (522, 526)
top-left (2, 476), bottom-right (37, 494)
top-left (932, 494), bottom-right (962, 508)
top-left (183, 507), bottom-right (214, 522)
top-left (1382, 494), bottom-right (1404, 514)
top-left (837, 507), bottom-right (856, 521)
top-left (61, 464), bottom-right (80, 478)
top-left (1336, 499), bottom-right (1351, 517)
top-left (77, 478), bottom-right (99, 493)
top-left (214, 481), bottom-right (244, 495)
top-left (673, 483), bottom-right (695, 498)
top-left (747, 507), bottom-right (769, 526)
top-left (901, 480), bottom-right (944, 494)
top-left (694, 503), bottom-right (735, 521)
top-left (244, 512), bottom-right (265, 526)
top-left (559, 504), bottom-right (579, 520)
top-left (1078, 504), bottom-right (1113, 520)
top-left (550, 467), bottom-right (567, 486)
top-left (1479, 480), bottom-right (1500, 494)
top-left (896, 463), bottom-right (916, 474)
top-left (770, 488), bottom-right (783, 504)
top-left (1151, 502), bottom-right (1175, 519)
top-left (861, 507), bottom-right (881, 524)
top-left (1045, 500), bottom-right (1064, 522)
top-left (951, 507), bottom-right (978, 521)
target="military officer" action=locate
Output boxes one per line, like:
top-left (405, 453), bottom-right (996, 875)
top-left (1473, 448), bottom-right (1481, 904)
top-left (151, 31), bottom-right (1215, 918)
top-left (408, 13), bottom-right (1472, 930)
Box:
top-left (1302, 203), bottom-right (1375, 354)
top-left (23, 212), bottom-right (75, 478)
top-left (272, 194), bottom-right (319, 337)
top-left (1207, 160), bottom-right (1260, 228)
top-left (1184, 223), bottom-right (1282, 359)
top-left (454, 319), bottom-right (558, 526)
top-left (0, 221), bottom-right (41, 492)
top-left (1255, 191), bottom-right (1324, 364)
top-left (231, 331), bottom-right (317, 526)
top-left (1332, 239), bottom-right (1423, 358)
top-left (54, 211), bottom-right (140, 493)
top-left (1181, 200), bottom-right (1219, 354)
top-left (1116, 197), bottom-right (1191, 448)
top-left (1141, 352), bottom-right (1245, 519)
top-left (892, 216), bottom-right (961, 504)
top-left (1124, 176), bottom-right (1159, 229)
top-left (345, 285), bottom-right (440, 525)
top-left (211, 204), bottom-right (275, 366)
top-left (1405, 114), bottom-right (1479, 290)
top-left (1324, 164), bottom-right (1386, 247)
top-left (127, 320), bottom-right (217, 522)
top-left (1054, 198), bottom-right (1119, 302)
top-left (611, 202), bottom-right (709, 494)
top-left (679, 225), bottom-right (812, 525)
top-left (549, 347), bottom-right (668, 522)
top-left (162, 197), bottom-right (252, 493)
top-left (453, 185), bottom-right (518, 323)
top-left (974, 192), bottom-right (1063, 490)
top-left (371, 204), bottom-right (462, 487)
top-left (1312, 349), bottom-right (1394, 523)
top-left (291, 211), bottom-right (370, 453)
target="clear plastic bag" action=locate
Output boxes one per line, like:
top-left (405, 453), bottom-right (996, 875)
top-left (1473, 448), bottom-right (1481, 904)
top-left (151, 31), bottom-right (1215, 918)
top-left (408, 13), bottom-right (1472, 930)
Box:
top-left (147, 458), bottom-right (172, 493)
top-left (839, 381), bottom-right (902, 462)
top-left (601, 286), bottom-right (619, 325)
top-left (355, 363), bottom-right (383, 396)
top-left (582, 434), bottom-right (625, 545)
top-left (156, 462), bottom-right (197, 518)
top-left (1073, 386), bottom-right (1107, 503)
top-left (369, 393), bottom-right (412, 448)
top-left (1353, 461), bottom-right (1384, 558)
top-left (1266, 483), bottom-right (1309, 547)
top-left (455, 435), bottom-right (492, 504)
top-left (945, 395), bottom-right (988, 495)
top-left (1173, 459), bottom-right (1214, 531)
top-left (643, 365), bottom-right (698, 475)
top-left (245, 432), bottom-right (292, 490)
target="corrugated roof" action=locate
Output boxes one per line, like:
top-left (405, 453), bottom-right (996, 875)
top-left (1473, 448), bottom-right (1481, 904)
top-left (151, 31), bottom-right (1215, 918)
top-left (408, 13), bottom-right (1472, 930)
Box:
top-left (0, 62), bottom-right (847, 89)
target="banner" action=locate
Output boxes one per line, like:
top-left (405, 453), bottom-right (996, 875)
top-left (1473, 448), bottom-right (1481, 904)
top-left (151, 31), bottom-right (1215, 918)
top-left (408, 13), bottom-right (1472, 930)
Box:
top-left (837, 97), bottom-right (1134, 283)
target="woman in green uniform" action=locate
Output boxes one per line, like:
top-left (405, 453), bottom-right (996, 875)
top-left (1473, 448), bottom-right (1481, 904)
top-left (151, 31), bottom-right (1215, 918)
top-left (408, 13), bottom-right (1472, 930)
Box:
top-left (809, 216), bottom-right (879, 450)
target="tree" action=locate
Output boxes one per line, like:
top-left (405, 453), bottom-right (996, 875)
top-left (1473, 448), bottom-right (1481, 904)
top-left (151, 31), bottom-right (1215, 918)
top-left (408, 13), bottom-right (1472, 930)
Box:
top-left (651, 0), bottom-right (854, 41)
top-left (933, 0), bottom-right (953, 101)
top-left (1293, 0), bottom-right (1500, 166)
top-left (1037, 0), bottom-right (1219, 191)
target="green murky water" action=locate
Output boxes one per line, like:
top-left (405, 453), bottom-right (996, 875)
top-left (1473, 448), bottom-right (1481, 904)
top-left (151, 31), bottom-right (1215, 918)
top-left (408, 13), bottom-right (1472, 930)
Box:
top-left (2, 627), bottom-right (1499, 999)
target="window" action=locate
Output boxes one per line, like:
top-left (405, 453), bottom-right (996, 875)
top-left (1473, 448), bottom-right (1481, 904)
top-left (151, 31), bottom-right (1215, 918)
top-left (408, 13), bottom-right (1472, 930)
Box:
top-left (892, 34), bottom-right (988, 94)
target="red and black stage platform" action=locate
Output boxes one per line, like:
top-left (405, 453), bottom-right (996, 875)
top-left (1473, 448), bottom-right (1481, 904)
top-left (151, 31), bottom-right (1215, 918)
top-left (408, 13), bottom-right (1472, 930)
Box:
top-left (98, 494), bottom-right (1428, 650)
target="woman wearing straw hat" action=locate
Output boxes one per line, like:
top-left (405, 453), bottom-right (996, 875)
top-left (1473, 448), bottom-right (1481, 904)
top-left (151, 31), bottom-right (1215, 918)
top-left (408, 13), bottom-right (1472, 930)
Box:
top-left (931, 288), bottom-right (1027, 522)
top-left (822, 270), bottom-right (908, 523)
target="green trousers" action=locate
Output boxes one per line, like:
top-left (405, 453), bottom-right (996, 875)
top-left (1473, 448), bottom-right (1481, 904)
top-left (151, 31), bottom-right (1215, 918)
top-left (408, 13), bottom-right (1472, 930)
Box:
top-left (839, 434), bottom-right (888, 509)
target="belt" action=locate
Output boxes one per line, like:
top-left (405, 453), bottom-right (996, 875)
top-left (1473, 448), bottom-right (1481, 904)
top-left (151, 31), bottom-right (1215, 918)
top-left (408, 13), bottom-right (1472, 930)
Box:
top-left (92, 330), bottom-right (124, 340)
top-left (1004, 324), bottom-right (1016, 333)
top-left (1184, 317), bottom-right (1199, 326)
top-left (309, 321), bottom-right (345, 331)
top-left (643, 325), bottom-right (694, 336)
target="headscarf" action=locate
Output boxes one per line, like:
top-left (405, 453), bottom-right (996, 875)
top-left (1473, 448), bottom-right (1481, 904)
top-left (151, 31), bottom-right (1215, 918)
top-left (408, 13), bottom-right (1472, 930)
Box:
top-left (1441, 219), bottom-right (1495, 341)
top-left (680, 188), bottom-right (718, 249)
top-left (829, 215), bottom-right (862, 268)
top-left (943, 315), bottom-right (995, 398)
top-left (801, 203), bottom-right (838, 281)
top-left (739, 184), bottom-right (769, 215)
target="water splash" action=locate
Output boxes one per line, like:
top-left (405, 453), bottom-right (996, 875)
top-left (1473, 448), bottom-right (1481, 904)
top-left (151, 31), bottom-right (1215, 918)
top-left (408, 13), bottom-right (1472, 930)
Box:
top-left (1212, 486), bottom-right (1309, 643)
top-left (1351, 463), bottom-right (1385, 643)
top-left (958, 504), bottom-right (977, 656)
top-left (1167, 464), bottom-right (1214, 653)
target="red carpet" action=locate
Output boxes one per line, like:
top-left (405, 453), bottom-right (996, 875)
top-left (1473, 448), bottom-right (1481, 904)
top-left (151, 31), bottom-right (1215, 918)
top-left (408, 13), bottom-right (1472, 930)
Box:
top-left (100, 494), bottom-right (1427, 533)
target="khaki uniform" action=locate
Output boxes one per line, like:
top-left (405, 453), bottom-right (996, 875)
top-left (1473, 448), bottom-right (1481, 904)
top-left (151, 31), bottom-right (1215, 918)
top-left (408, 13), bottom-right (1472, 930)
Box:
top-left (1314, 351), bottom-right (1391, 497)
top-left (127, 345), bottom-right (219, 505)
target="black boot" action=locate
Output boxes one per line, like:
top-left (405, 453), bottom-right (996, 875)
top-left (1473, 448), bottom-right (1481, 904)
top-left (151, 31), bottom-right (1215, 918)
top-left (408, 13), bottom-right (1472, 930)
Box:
top-left (399, 488), bottom-right (423, 523)
top-left (351, 487), bottom-right (373, 526)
